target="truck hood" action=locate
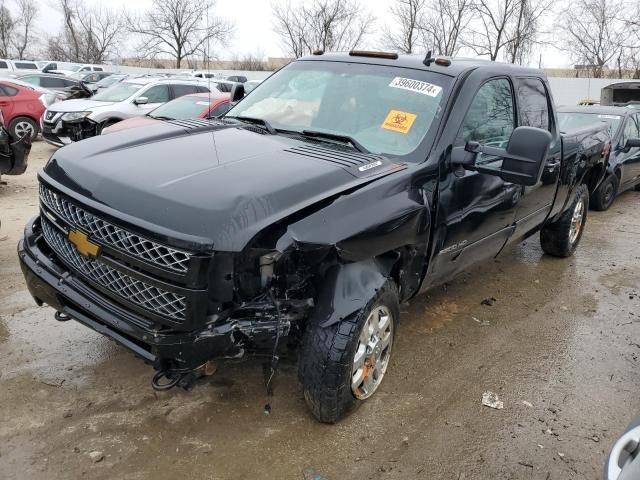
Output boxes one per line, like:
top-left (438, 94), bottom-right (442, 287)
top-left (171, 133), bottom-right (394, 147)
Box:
top-left (48, 99), bottom-right (114, 113)
top-left (41, 122), bottom-right (404, 252)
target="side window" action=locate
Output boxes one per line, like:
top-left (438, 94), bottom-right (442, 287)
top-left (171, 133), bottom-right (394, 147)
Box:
top-left (517, 78), bottom-right (550, 131)
top-left (80, 66), bottom-right (90, 71)
top-left (94, 67), bottom-right (103, 71)
top-left (21, 75), bottom-right (40, 86)
top-left (209, 103), bottom-right (231, 118)
top-left (196, 85), bottom-right (210, 93)
top-left (622, 116), bottom-right (640, 144)
top-left (458, 78), bottom-right (515, 149)
top-left (41, 77), bottom-right (65, 88)
top-left (0, 61), bottom-right (8, 69)
top-left (0, 85), bottom-right (18, 96)
top-left (171, 84), bottom-right (198, 98)
top-left (143, 85), bottom-right (170, 103)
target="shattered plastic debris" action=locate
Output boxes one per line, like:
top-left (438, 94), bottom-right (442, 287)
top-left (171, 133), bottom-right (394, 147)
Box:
top-left (472, 317), bottom-right (491, 326)
top-left (522, 400), bottom-right (533, 408)
top-left (481, 297), bottom-right (497, 306)
top-left (482, 391), bottom-right (504, 409)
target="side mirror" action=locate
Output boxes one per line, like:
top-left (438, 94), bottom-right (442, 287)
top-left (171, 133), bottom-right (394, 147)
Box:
top-left (451, 126), bottom-right (553, 186)
top-left (134, 96), bottom-right (148, 105)
top-left (625, 138), bottom-right (640, 150)
top-left (230, 83), bottom-right (245, 103)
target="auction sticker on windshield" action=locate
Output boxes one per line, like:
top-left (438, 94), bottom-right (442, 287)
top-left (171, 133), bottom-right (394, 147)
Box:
top-left (381, 110), bottom-right (417, 134)
top-left (389, 77), bottom-right (442, 97)
top-left (597, 114), bottom-right (621, 119)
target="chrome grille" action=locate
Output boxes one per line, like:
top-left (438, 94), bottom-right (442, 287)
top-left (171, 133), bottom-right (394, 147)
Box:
top-left (39, 184), bottom-right (191, 273)
top-left (41, 218), bottom-right (186, 322)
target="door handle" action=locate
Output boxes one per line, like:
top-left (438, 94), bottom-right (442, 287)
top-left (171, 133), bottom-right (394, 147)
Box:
top-left (0, 102), bottom-right (8, 107)
top-left (545, 159), bottom-right (561, 170)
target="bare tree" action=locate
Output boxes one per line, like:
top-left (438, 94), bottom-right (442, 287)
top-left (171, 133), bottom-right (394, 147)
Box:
top-left (380, 0), bottom-right (426, 54)
top-left (273, 0), bottom-right (374, 57)
top-left (47, 0), bottom-right (124, 63)
top-left (504, 0), bottom-right (553, 64)
top-left (421, 0), bottom-right (471, 56)
top-left (126, 0), bottom-right (234, 68)
top-left (0, 1), bottom-right (14, 58)
top-left (465, 0), bottom-right (551, 64)
top-left (13, 0), bottom-right (37, 60)
top-left (559, 0), bottom-right (624, 77)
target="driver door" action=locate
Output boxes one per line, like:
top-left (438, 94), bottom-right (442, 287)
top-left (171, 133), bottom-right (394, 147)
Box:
top-left (430, 77), bottom-right (520, 283)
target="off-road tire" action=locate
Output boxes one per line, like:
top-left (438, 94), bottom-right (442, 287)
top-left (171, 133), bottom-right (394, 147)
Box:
top-left (590, 174), bottom-right (618, 211)
top-left (9, 116), bottom-right (38, 141)
top-left (541, 184), bottom-right (589, 257)
top-left (299, 280), bottom-right (399, 423)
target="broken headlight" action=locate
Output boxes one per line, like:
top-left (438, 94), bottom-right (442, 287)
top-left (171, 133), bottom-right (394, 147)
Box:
top-left (61, 111), bottom-right (92, 122)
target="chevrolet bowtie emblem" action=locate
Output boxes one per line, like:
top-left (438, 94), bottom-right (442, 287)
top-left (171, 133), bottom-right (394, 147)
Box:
top-left (68, 229), bottom-right (100, 258)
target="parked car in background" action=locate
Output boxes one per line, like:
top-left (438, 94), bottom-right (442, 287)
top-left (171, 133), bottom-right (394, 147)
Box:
top-left (243, 79), bottom-right (261, 94)
top-left (0, 59), bottom-right (40, 77)
top-left (190, 70), bottom-right (218, 79)
top-left (89, 73), bottom-right (129, 94)
top-left (601, 81), bottom-right (640, 108)
top-left (44, 63), bottom-right (104, 76)
top-left (558, 106), bottom-right (640, 210)
top-left (202, 79), bottom-right (238, 93)
top-left (102, 92), bottom-right (231, 134)
top-left (226, 75), bottom-right (247, 83)
top-left (67, 71), bottom-right (113, 84)
top-left (0, 79), bottom-right (49, 139)
top-left (41, 78), bottom-right (211, 146)
top-left (17, 73), bottom-right (94, 100)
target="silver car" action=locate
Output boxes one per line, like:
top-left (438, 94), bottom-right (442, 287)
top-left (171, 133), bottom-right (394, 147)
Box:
top-left (41, 78), bottom-right (210, 147)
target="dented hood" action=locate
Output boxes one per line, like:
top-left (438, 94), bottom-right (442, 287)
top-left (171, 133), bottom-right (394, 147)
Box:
top-left (41, 122), bottom-right (404, 251)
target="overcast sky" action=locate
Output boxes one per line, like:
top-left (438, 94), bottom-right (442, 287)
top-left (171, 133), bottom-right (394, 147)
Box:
top-left (34, 0), bottom-right (571, 68)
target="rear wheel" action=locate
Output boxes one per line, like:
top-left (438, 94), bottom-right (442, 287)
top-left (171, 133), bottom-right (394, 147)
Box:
top-left (300, 281), bottom-right (399, 423)
top-left (9, 116), bottom-right (38, 141)
top-left (590, 174), bottom-right (618, 211)
top-left (541, 184), bottom-right (589, 257)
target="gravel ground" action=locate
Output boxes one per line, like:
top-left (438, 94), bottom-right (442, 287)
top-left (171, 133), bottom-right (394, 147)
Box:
top-left (1, 140), bottom-right (639, 479)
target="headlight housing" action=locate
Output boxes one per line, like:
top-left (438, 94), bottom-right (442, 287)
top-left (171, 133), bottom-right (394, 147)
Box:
top-left (61, 111), bottom-right (92, 122)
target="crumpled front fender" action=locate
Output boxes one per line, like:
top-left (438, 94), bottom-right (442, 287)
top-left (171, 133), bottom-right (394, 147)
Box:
top-left (311, 258), bottom-right (392, 329)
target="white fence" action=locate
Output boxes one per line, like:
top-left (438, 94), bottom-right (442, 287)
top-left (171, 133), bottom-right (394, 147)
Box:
top-left (546, 77), bottom-right (630, 106)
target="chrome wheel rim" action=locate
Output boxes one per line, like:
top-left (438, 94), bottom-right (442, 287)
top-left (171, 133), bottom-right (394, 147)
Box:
top-left (569, 198), bottom-right (584, 244)
top-left (14, 121), bottom-right (34, 138)
top-left (351, 305), bottom-right (394, 400)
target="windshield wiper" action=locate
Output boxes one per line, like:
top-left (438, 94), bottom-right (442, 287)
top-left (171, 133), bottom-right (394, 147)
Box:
top-left (301, 129), bottom-right (369, 153)
top-left (149, 115), bottom-right (173, 121)
top-left (226, 115), bottom-right (276, 134)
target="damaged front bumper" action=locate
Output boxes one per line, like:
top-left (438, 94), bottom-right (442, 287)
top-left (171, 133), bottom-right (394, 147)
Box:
top-left (41, 113), bottom-right (99, 147)
top-left (18, 217), bottom-right (300, 376)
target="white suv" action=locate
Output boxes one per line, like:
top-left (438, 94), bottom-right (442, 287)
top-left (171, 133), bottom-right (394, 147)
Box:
top-left (41, 78), bottom-right (210, 146)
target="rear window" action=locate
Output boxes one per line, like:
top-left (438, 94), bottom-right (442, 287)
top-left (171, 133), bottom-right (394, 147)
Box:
top-left (0, 84), bottom-right (19, 96)
top-left (14, 62), bottom-right (37, 69)
top-left (148, 95), bottom-right (212, 120)
top-left (558, 112), bottom-right (622, 136)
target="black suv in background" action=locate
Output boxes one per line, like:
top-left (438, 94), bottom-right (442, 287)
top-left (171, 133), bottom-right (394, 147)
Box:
top-left (558, 106), bottom-right (640, 210)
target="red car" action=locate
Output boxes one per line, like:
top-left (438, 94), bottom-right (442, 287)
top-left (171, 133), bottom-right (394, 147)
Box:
top-left (103, 92), bottom-right (231, 134)
top-left (0, 79), bottom-right (47, 140)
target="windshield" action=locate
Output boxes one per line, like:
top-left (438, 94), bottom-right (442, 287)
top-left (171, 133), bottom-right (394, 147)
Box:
top-left (92, 82), bottom-right (143, 102)
top-left (149, 96), bottom-right (212, 120)
top-left (95, 75), bottom-right (124, 88)
top-left (226, 60), bottom-right (451, 158)
top-left (558, 112), bottom-right (622, 136)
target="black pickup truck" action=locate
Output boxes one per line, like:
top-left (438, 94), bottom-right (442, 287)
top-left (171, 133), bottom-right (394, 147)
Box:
top-left (19, 52), bottom-right (609, 423)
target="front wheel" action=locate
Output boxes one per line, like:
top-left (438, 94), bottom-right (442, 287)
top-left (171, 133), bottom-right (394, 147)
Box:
top-left (299, 281), bottom-right (399, 423)
top-left (540, 184), bottom-right (589, 257)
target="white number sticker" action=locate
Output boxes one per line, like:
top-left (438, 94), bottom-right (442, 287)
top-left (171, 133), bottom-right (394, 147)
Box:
top-left (597, 114), bottom-right (621, 119)
top-left (389, 77), bottom-right (442, 97)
